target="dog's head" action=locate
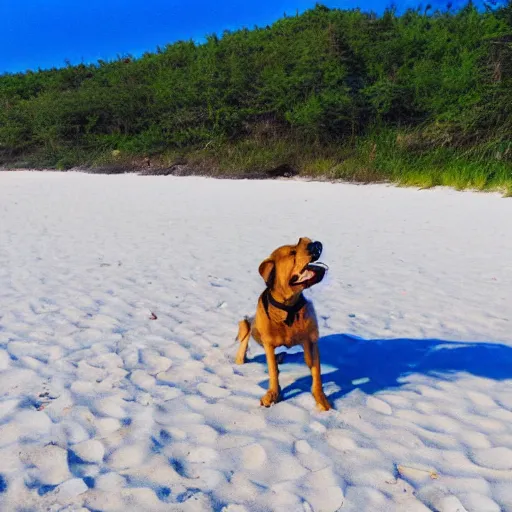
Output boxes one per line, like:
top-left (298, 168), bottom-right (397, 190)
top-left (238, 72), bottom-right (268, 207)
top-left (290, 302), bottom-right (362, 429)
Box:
top-left (259, 237), bottom-right (328, 300)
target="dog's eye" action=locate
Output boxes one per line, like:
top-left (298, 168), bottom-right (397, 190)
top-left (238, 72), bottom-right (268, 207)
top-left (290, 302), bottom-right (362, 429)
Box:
top-left (290, 250), bottom-right (296, 256)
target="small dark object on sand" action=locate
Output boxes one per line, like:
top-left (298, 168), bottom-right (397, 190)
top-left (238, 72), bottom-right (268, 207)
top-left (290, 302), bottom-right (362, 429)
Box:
top-left (265, 164), bottom-right (298, 178)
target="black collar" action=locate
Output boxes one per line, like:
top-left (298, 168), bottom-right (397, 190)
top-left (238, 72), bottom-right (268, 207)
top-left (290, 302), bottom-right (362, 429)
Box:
top-left (262, 288), bottom-right (307, 326)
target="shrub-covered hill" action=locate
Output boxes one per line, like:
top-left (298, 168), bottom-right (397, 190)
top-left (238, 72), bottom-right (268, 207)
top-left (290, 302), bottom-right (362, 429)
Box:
top-left (1, 3), bottom-right (511, 192)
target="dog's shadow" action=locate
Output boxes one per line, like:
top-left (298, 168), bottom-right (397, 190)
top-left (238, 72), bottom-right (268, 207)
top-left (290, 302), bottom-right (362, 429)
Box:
top-left (252, 334), bottom-right (512, 403)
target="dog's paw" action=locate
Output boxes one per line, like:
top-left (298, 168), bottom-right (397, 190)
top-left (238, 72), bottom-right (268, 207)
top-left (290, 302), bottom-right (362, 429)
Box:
top-left (313, 390), bottom-right (332, 411)
top-left (234, 355), bottom-right (246, 365)
top-left (260, 389), bottom-right (280, 408)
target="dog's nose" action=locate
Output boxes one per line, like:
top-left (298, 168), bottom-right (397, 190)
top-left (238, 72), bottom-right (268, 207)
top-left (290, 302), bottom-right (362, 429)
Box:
top-left (307, 241), bottom-right (322, 261)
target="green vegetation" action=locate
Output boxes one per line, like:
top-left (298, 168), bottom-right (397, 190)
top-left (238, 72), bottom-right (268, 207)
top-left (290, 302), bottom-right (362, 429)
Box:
top-left (1, 3), bottom-right (512, 192)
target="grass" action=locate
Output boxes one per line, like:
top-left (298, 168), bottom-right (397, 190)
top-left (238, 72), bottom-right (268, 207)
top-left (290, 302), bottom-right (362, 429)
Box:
top-left (2, 128), bottom-right (511, 196)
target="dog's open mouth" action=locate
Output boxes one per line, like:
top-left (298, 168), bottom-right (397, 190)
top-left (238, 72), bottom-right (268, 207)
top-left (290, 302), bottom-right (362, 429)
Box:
top-left (290, 262), bottom-right (328, 287)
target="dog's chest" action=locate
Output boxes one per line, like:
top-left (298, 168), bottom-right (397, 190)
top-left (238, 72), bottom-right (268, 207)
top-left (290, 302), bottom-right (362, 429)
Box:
top-left (272, 310), bottom-right (315, 347)
top-left (253, 321), bottom-right (311, 348)
top-left (283, 321), bottom-right (312, 347)
top-left (254, 297), bottom-right (318, 348)
top-left (283, 333), bottom-right (308, 348)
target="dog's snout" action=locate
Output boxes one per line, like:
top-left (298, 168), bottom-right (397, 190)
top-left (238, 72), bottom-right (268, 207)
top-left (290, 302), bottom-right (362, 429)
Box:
top-left (307, 241), bottom-right (322, 261)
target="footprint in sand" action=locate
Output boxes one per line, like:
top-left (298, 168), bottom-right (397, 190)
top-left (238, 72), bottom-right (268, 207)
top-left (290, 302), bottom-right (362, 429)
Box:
top-left (197, 382), bottom-right (231, 399)
top-left (130, 370), bottom-right (156, 390)
top-left (325, 429), bottom-right (358, 452)
top-left (72, 440), bottom-right (105, 464)
top-left (93, 396), bottom-right (127, 419)
top-left (241, 443), bottom-right (267, 470)
top-left (19, 445), bottom-right (71, 486)
top-left (300, 467), bottom-right (344, 512)
top-left (366, 396), bottom-right (393, 415)
top-left (470, 446), bottom-right (512, 470)
top-left (108, 442), bottom-right (148, 470)
top-left (186, 446), bottom-right (218, 464)
top-left (294, 439), bottom-right (330, 471)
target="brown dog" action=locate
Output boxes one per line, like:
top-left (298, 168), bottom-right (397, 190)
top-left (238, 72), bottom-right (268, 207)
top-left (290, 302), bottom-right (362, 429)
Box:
top-left (235, 237), bottom-right (332, 411)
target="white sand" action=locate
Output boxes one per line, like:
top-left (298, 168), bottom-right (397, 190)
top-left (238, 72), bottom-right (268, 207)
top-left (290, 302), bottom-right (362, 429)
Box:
top-left (0, 171), bottom-right (511, 511)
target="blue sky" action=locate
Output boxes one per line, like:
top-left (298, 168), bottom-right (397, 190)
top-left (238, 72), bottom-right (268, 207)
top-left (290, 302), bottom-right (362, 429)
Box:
top-left (1, 0), bottom-right (475, 74)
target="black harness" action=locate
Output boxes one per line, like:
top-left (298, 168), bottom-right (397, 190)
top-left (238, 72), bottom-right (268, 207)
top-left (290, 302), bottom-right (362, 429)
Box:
top-left (262, 288), bottom-right (307, 327)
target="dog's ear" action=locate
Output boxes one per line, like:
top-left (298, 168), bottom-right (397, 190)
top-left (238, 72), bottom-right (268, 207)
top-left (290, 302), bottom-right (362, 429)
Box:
top-left (258, 258), bottom-right (275, 289)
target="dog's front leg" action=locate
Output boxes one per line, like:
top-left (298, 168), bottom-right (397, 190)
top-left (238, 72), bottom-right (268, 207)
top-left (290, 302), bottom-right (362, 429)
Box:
top-left (303, 340), bottom-right (332, 411)
top-left (260, 343), bottom-right (281, 407)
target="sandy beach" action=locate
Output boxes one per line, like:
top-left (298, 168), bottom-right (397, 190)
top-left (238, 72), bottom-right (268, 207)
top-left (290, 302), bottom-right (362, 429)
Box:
top-left (1, 171), bottom-right (511, 511)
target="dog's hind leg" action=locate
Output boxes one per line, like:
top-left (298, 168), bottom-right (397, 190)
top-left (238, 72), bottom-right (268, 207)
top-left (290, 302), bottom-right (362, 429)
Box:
top-left (235, 318), bottom-right (251, 365)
